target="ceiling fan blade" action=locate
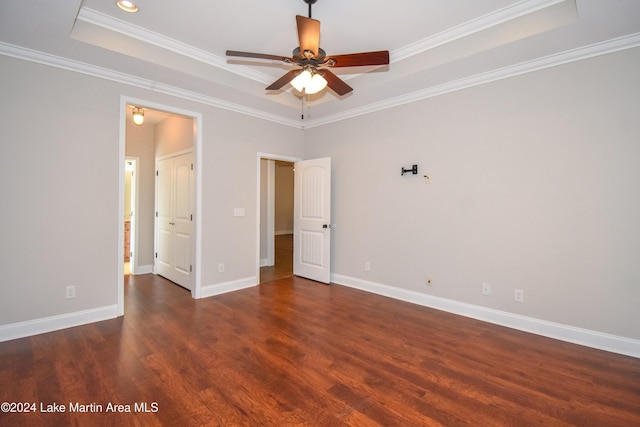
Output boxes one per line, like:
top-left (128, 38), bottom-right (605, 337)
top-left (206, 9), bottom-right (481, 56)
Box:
top-left (226, 50), bottom-right (291, 63)
top-left (296, 15), bottom-right (320, 58)
top-left (321, 69), bottom-right (353, 96)
top-left (324, 50), bottom-right (390, 67)
top-left (266, 70), bottom-right (300, 90)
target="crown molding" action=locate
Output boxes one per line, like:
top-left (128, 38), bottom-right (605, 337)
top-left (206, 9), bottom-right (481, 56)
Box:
top-left (391, 0), bottom-right (568, 62)
top-left (2, 32), bottom-right (639, 130)
top-left (302, 32), bottom-right (640, 129)
top-left (0, 41), bottom-right (301, 128)
top-left (76, 7), bottom-right (274, 85)
top-left (304, 0), bottom-right (572, 83)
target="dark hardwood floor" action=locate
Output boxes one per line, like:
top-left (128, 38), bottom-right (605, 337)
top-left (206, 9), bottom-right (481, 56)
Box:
top-left (260, 234), bottom-right (293, 283)
top-left (1, 274), bottom-right (639, 426)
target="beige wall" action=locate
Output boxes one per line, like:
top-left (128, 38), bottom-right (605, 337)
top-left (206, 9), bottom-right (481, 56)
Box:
top-left (0, 54), bottom-right (304, 326)
top-left (1, 57), bottom-right (121, 323)
top-left (304, 47), bottom-right (640, 340)
top-left (125, 117), bottom-right (155, 268)
top-left (1, 44), bottom-right (639, 348)
top-left (274, 161), bottom-right (294, 234)
top-left (259, 158), bottom-right (269, 263)
top-left (155, 115), bottom-right (194, 157)
top-left (124, 170), bottom-right (132, 221)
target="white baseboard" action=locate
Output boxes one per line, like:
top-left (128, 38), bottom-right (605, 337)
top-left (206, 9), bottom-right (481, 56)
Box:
top-left (332, 274), bottom-right (640, 359)
top-left (0, 305), bottom-right (118, 343)
top-left (6, 275), bottom-right (636, 358)
top-left (260, 258), bottom-right (269, 267)
top-left (199, 276), bottom-right (258, 299)
top-left (132, 264), bottom-right (153, 275)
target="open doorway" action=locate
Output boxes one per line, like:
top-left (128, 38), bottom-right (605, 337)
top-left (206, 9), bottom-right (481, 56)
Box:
top-left (258, 154), bottom-right (300, 283)
top-left (123, 157), bottom-right (138, 275)
top-left (118, 97), bottom-right (203, 316)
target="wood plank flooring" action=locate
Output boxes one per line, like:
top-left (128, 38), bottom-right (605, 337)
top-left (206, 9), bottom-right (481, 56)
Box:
top-left (260, 234), bottom-right (293, 283)
top-left (1, 274), bottom-right (639, 426)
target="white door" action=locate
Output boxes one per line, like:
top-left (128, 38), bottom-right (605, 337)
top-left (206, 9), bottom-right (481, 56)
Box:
top-left (293, 157), bottom-right (331, 284)
top-left (156, 152), bottom-right (194, 290)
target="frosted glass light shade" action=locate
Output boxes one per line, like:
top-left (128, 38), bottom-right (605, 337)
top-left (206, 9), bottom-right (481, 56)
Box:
top-left (132, 107), bottom-right (144, 126)
top-left (291, 70), bottom-right (312, 92)
top-left (305, 74), bottom-right (328, 94)
top-left (290, 69), bottom-right (327, 94)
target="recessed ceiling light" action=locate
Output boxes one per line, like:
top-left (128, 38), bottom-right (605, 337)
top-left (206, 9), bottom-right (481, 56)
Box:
top-left (116, 1), bottom-right (139, 13)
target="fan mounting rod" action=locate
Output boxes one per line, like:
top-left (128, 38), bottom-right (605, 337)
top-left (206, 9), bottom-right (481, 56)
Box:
top-left (304, 0), bottom-right (318, 18)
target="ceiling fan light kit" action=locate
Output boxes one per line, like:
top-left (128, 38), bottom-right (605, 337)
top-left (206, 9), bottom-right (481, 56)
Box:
top-left (226, 0), bottom-right (389, 100)
top-left (290, 68), bottom-right (328, 94)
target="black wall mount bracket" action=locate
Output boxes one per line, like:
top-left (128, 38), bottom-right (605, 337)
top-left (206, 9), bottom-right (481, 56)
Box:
top-left (401, 165), bottom-right (418, 176)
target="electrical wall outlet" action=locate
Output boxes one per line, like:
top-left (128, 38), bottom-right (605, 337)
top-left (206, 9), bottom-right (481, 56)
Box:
top-left (482, 283), bottom-right (491, 296)
top-left (365, 262), bottom-right (371, 272)
top-left (65, 286), bottom-right (76, 299)
top-left (218, 263), bottom-right (225, 273)
top-left (514, 289), bottom-right (524, 302)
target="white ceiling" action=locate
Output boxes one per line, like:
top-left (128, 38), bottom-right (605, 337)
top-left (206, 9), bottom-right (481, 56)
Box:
top-left (1, 0), bottom-right (639, 128)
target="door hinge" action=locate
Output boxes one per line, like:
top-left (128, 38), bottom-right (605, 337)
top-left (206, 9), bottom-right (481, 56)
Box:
top-left (155, 252), bottom-right (158, 259)
top-left (191, 163), bottom-right (194, 171)
top-left (190, 214), bottom-right (193, 221)
top-left (155, 211), bottom-right (158, 218)
top-left (190, 265), bottom-right (192, 273)
top-left (156, 170), bottom-right (159, 176)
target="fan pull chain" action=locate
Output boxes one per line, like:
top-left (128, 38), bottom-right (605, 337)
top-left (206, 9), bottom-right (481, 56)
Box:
top-left (301, 95), bottom-right (312, 120)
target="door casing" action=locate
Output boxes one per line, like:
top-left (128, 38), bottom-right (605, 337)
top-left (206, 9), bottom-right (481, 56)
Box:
top-left (125, 156), bottom-right (139, 275)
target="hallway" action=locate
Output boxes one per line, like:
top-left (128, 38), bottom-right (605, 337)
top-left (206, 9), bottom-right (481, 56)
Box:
top-left (260, 234), bottom-right (292, 283)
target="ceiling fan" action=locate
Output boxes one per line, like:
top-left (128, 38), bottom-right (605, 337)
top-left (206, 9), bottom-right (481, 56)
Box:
top-left (226, 0), bottom-right (390, 96)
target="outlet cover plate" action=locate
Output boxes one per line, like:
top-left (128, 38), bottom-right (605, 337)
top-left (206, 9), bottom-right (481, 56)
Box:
top-left (515, 289), bottom-right (524, 302)
top-left (482, 283), bottom-right (491, 296)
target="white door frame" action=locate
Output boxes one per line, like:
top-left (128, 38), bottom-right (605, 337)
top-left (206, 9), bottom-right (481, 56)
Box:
top-left (265, 159), bottom-right (275, 267)
top-left (125, 156), bottom-right (139, 275)
top-left (118, 96), bottom-right (203, 316)
top-left (256, 153), bottom-right (301, 282)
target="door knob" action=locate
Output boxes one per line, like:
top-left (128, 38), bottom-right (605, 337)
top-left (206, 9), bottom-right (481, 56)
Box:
top-left (322, 224), bottom-right (332, 229)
